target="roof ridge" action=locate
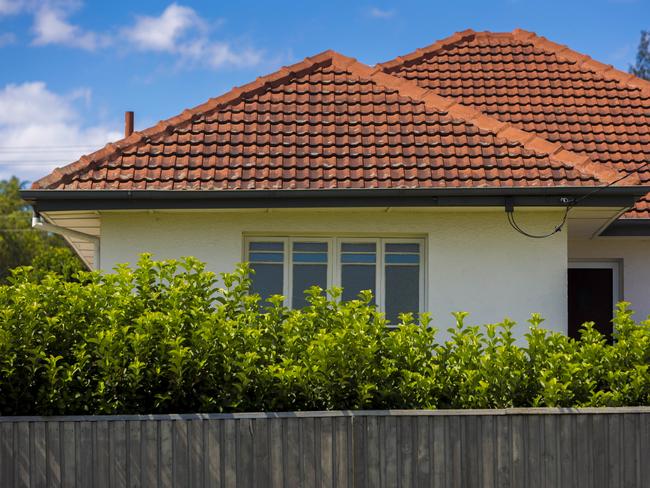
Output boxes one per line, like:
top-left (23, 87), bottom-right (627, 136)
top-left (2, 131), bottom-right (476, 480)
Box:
top-left (511, 29), bottom-right (650, 97)
top-left (378, 29), bottom-right (478, 72)
top-left (359, 56), bottom-right (625, 185)
top-left (379, 28), bottom-right (650, 98)
top-left (31, 50), bottom-right (343, 190)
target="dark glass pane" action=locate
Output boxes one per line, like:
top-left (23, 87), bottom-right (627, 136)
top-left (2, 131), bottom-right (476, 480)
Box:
top-left (568, 268), bottom-right (614, 341)
top-left (341, 265), bottom-right (376, 303)
top-left (385, 243), bottom-right (420, 253)
top-left (385, 254), bottom-right (420, 264)
top-left (249, 241), bottom-right (284, 251)
top-left (385, 265), bottom-right (419, 324)
top-left (293, 242), bottom-right (328, 252)
top-left (341, 253), bottom-right (376, 264)
top-left (341, 243), bottom-right (376, 252)
top-left (293, 252), bottom-right (328, 263)
top-left (249, 252), bottom-right (284, 262)
top-left (292, 264), bottom-right (328, 308)
top-left (250, 263), bottom-right (283, 303)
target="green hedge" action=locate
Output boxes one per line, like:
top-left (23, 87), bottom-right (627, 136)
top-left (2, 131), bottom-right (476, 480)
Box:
top-left (0, 255), bottom-right (648, 415)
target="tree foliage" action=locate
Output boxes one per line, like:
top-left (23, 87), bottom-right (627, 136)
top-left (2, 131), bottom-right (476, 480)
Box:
top-left (630, 30), bottom-right (650, 80)
top-left (0, 177), bottom-right (84, 282)
top-left (0, 255), bottom-right (648, 416)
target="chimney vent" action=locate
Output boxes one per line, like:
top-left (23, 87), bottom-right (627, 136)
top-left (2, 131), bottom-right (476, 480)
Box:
top-left (125, 111), bottom-right (134, 137)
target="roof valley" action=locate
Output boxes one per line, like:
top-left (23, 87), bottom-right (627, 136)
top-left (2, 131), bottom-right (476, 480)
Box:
top-left (379, 29), bottom-right (650, 218)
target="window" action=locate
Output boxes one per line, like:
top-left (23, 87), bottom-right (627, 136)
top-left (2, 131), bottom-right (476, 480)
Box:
top-left (245, 237), bottom-right (424, 321)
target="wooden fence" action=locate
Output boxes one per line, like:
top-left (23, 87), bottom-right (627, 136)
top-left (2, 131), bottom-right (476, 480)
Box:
top-left (1, 407), bottom-right (649, 487)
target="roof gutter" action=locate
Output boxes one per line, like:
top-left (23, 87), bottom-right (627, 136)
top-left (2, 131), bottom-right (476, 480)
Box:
top-left (21, 187), bottom-right (649, 212)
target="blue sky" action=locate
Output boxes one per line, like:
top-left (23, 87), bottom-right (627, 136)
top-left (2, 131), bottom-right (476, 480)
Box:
top-left (0, 0), bottom-right (647, 182)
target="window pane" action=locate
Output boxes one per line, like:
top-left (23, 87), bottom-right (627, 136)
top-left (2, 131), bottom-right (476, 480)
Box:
top-left (293, 242), bottom-right (327, 252)
top-left (385, 265), bottom-right (419, 324)
top-left (385, 243), bottom-right (420, 252)
top-left (385, 242), bottom-right (420, 323)
top-left (292, 241), bottom-right (328, 308)
top-left (341, 243), bottom-right (376, 252)
top-left (385, 254), bottom-right (419, 264)
top-left (341, 265), bottom-right (376, 303)
top-left (250, 263), bottom-right (284, 301)
top-left (293, 264), bottom-right (328, 308)
top-left (249, 252), bottom-right (284, 262)
top-left (341, 253), bottom-right (376, 264)
top-left (341, 242), bottom-right (376, 303)
top-left (250, 241), bottom-right (284, 251)
top-left (293, 252), bottom-right (328, 263)
top-left (249, 241), bottom-right (284, 303)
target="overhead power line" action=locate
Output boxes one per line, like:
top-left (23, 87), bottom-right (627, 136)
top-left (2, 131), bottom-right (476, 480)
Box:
top-left (0, 144), bottom-right (98, 150)
top-left (506, 160), bottom-right (650, 239)
top-left (0, 160), bottom-right (77, 165)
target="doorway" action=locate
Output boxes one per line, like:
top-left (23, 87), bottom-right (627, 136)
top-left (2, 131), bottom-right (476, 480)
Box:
top-left (567, 261), bottom-right (620, 340)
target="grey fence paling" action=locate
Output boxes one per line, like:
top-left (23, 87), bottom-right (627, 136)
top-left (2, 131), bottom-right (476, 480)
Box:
top-left (0, 408), bottom-right (649, 488)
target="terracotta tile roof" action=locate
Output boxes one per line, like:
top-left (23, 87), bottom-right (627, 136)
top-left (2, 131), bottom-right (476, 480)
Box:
top-left (32, 50), bottom-right (618, 192)
top-left (379, 29), bottom-right (650, 218)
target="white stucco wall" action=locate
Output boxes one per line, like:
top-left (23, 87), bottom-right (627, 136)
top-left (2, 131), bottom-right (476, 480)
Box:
top-left (569, 238), bottom-right (650, 321)
top-left (99, 209), bottom-right (568, 338)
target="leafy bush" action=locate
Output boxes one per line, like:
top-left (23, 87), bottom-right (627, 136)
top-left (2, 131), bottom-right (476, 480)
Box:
top-left (0, 177), bottom-right (85, 283)
top-left (0, 255), bottom-right (648, 415)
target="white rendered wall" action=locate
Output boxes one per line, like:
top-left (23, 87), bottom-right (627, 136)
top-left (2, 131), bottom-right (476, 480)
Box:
top-left (99, 208), bottom-right (568, 338)
top-left (569, 238), bottom-right (650, 321)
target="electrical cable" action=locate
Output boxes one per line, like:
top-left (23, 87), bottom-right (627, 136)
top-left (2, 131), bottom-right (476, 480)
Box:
top-left (506, 160), bottom-right (650, 239)
top-left (0, 145), bottom-right (98, 150)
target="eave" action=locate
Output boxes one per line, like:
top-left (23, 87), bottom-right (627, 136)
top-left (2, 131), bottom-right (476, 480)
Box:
top-left (600, 219), bottom-right (650, 237)
top-left (21, 186), bottom-right (648, 213)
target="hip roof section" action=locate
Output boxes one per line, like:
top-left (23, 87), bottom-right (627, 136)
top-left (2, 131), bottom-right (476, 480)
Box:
top-left (379, 29), bottom-right (650, 217)
top-left (32, 51), bottom-right (618, 192)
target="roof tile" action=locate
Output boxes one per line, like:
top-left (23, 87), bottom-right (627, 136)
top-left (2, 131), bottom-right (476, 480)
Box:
top-left (380, 29), bottom-right (650, 217)
top-left (32, 51), bottom-right (609, 192)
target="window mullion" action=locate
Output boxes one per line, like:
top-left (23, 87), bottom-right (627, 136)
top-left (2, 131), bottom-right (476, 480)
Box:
top-left (333, 237), bottom-right (341, 290)
top-left (284, 237), bottom-right (291, 308)
top-left (327, 237), bottom-right (335, 293)
top-left (377, 238), bottom-right (384, 314)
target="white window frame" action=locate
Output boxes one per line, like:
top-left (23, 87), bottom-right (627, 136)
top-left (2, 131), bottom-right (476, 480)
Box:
top-left (568, 259), bottom-right (622, 310)
top-left (244, 235), bottom-right (426, 318)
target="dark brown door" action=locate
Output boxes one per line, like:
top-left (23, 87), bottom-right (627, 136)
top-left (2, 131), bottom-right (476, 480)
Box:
top-left (568, 267), bottom-right (614, 340)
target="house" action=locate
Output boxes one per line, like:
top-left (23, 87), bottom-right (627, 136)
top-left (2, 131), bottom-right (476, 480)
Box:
top-left (22, 30), bottom-right (650, 339)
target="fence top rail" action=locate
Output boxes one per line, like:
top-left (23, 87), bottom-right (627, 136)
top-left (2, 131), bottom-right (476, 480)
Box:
top-left (1, 406), bottom-right (650, 422)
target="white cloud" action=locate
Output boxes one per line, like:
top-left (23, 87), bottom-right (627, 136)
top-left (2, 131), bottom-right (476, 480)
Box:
top-left (0, 0), bottom-right (108, 50)
top-left (124, 3), bottom-right (262, 70)
top-left (368, 7), bottom-right (395, 19)
top-left (127, 3), bottom-right (201, 52)
top-left (0, 82), bottom-right (121, 182)
top-left (0, 32), bottom-right (15, 47)
top-left (2, 2), bottom-right (264, 69)
top-left (179, 38), bottom-right (262, 69)
top-left (0, 0), bottom-right (26, 16)
top-left (32, 5), bottom-right (108, 50)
